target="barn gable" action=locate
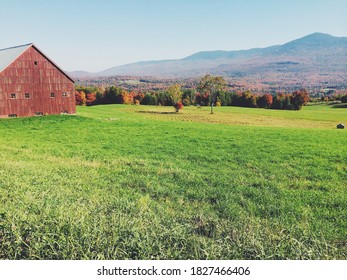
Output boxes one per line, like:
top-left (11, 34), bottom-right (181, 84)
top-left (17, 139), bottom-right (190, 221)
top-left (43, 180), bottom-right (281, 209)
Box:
top-left (0, 43), bottom-right (76, 118)
top-left (0, 43), bottom-right (74, 83)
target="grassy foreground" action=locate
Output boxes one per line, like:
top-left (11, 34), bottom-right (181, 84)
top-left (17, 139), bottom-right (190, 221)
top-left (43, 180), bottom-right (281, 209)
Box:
top-left (0, 104), bottom-right (346, 259)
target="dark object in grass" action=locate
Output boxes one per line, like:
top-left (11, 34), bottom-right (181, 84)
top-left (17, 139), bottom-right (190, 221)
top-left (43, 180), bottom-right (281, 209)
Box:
top-left (336, 123), bottom-right (345, 129)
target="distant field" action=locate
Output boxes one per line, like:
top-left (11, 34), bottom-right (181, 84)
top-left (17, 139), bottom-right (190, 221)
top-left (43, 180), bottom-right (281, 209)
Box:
top-left (0, 104), bottom-right (346, 259)
top-left (120, 103), bottom-right (346, 128)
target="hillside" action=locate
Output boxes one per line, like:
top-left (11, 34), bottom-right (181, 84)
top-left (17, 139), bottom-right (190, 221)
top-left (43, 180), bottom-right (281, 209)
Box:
top-left (70, 33), bottom-right (347, 87)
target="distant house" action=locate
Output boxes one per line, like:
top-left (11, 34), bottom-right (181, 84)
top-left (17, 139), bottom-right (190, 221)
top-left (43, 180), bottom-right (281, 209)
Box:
top-left (0, 43), bottom-right (75, 118)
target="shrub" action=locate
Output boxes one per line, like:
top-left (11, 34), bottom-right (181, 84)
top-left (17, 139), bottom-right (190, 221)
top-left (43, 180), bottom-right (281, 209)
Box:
top-left (341, 95), bottom-right (347, 103)
top-left (174, 101), bottom-right (183, 112)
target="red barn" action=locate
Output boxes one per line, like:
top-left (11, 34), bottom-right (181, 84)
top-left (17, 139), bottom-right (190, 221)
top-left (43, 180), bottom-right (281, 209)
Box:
top-left (0, 43), bottom-right (75, 118)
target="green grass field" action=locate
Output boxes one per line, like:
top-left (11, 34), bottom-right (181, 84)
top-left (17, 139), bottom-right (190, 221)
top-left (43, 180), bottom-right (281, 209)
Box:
top-left (0, 104), bottom-right (346, 259)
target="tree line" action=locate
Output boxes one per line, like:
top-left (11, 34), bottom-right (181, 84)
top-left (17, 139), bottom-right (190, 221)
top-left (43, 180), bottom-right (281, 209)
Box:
top-left (75, 75), bottom-right (335, 111)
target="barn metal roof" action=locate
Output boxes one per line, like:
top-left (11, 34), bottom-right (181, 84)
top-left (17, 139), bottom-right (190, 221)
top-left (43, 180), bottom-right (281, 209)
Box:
top-left (0, 43), bottom-right (32, 72)
top-left (0, 43), bottom-right (74, 82)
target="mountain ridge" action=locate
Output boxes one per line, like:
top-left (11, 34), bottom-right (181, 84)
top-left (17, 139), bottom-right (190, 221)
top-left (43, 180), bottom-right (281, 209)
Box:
top-left (70, 32), bottom-right (347, 79)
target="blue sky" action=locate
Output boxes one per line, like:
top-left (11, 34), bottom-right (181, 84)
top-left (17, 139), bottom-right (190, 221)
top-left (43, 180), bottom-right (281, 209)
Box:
top-left (0, 0), bottom-right (346, 72)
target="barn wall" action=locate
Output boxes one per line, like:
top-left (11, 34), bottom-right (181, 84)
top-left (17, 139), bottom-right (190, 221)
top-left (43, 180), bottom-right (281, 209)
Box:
top-left (0, 46), bottom-right (75, 117)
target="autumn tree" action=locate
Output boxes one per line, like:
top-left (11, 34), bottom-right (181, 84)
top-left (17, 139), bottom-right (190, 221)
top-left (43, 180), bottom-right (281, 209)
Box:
top-left (257, 94), bottom-right (273, 108)
top-left (195, 92), bottom-right (209, 106)
top-left (197, 75), bottom-right (226, 114)
top-left (86, 93), bottom-right (97, 106)
top-left (290, 89), bottom-right (310, 110)
top-left (121, 90), bottom-right (134, 105)
top-left (173, 101), bottom-right (183, 112)
top-left (75, 91), bottom-right (86, 105)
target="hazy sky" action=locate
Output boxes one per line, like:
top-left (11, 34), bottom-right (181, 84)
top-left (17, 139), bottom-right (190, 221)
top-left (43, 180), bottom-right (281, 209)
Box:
top-left (1, 0), bottom-right (346, 72)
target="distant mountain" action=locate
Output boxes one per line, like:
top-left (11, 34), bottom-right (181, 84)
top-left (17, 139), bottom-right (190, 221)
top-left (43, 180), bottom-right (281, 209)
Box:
top-left (70, 33), bottom-right (347, 82)
top-left (279, 32), bottom-right (347, 51)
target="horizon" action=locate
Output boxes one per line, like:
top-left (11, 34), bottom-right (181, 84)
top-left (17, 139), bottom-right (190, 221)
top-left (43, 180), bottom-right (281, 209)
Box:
top-left (1, 0), bottom-right (346, 72)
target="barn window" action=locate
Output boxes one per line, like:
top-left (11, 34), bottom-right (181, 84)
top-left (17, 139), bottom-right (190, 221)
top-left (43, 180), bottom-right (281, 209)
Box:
top-left (61, 110), bottom-right (69, 114)
top-left (8, 114), bottom-right (17, 118)
top-left (50, 92), bottom-right (55, 98)
top-left (25, 93), bottom-right (30, 99)
top-left (10, 93), bottom-right (16, 99)
top-left (34, 61), bottom-right (38, 65)
top-left (35, 112), bottom-right (43, 116)
top-left (62, 92), bottom-right (67, 97)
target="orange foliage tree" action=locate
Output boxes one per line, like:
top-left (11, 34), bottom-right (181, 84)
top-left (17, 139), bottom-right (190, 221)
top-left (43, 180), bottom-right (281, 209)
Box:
top-left (257, 93), bottom-right (273, 108)
top-left (121, 90), bottom-right (134, 105)
top-left (290, 89), bottom-right (310, 110)
top-left (86, 93), bottom-right (97, 106)
top-left (75, 91), bottom-right (86, 105)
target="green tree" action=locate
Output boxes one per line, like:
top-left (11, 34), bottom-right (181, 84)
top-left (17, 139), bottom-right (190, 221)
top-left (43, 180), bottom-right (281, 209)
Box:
top-left (197, 75), bottom-right (227, 114)
top-left (182, 88), bottom-right (196, 106)
top-left (103, 86), bottom-right (123, 104)
top-left (157, 91), bottom-right (174, 106)
top-left (141, 93), bottom-right (157, 105)
top-left (167, 84), bottom-right (183, 112)
top-left (167, 84), bottom-right (182, 103)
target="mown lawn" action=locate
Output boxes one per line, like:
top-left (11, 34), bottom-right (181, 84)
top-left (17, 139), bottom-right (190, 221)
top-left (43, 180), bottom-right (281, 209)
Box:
top-left (0, 104), bottom-right (346, 259)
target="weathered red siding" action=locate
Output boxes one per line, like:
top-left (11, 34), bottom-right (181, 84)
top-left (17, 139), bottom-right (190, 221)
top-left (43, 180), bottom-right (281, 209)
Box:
top-left (0, 45), bottom-right (75, 117)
